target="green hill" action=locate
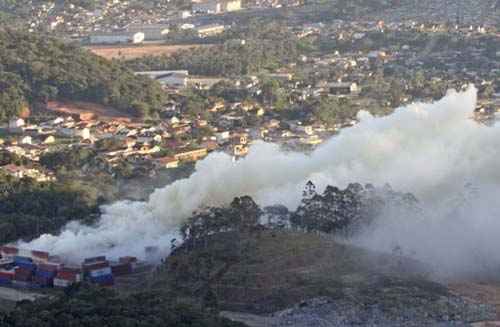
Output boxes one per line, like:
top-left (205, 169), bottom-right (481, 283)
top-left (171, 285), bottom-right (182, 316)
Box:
top-left (0, 28), bottom-right (166, 121)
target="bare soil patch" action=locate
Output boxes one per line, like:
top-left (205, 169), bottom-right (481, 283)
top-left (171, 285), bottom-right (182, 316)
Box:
top-left (86, 44), bottom-right (212, 60)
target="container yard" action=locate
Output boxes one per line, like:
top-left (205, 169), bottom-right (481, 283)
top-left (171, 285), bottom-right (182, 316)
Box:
top-left (0, 245), bottom-right (141, 290)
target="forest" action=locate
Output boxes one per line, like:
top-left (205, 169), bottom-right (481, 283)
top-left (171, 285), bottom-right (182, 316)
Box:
top-left (124, 22), bottom-right (302, 77)
top-left (0, 28), bottom-right (167, 121)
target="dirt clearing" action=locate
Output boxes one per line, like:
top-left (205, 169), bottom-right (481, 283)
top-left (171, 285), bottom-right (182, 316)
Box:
top-left (86, 44), bottom-right (212, 60)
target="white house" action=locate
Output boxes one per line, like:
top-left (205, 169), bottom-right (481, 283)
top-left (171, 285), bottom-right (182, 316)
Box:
top-left (21, 136), bottom-right (32, 145)
top-left (9, 118), bottom-right (25, 130)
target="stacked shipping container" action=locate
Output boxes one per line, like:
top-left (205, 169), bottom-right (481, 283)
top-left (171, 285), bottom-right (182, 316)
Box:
top-left (0, 246), bottom-right (137, 289)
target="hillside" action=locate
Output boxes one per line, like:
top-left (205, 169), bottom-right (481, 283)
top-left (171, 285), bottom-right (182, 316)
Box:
top-left (155, 230), bottom-right (496, 325)
top-left (0, 28), bottom-right (166, 121)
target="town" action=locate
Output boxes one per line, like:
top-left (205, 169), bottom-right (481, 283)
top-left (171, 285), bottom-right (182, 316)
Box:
top-left (1, 1), bottom-right (500, 326)
top-left (1, 0), bottom-right (499, 184)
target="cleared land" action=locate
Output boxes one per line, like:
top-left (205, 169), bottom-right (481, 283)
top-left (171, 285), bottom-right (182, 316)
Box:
top-left (46, 100), bottom-right (135, 122)
top-left (86, 44), bottom-right (212, 60)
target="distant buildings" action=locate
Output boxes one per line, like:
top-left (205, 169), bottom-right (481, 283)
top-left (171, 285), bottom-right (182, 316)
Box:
top-left (127, 25), bottom-right (170, 41)
top-left (192, 0), bottom-right (242, 14)
top-left (135, 71), bottom-right (189, 88)
top-left (196, 24), bottom-right (225, 38)
top-left (88, 32), bottom-right (145, 45)
top-left (328, 82), bottom-right (359, 96)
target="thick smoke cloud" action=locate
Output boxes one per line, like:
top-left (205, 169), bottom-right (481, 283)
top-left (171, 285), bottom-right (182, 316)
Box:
top-left (21, 85), bottom-right (500, 277)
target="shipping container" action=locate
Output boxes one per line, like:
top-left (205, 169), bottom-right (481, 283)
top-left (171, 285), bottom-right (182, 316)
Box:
top-left (15, 266), bottom-right (34, 275)
top-left (12, 280), bottom-right (31, 288)
top-left (16, 248), bottom-right (33, 258)
top-left (57, 268), bottom-right (82, 283)
top-left (53, 278), bottom-right (73, 288)
top-left (34, 276), bottom-right (53, 287)
top-left (89, 267), bottom-right (112, 278)
top-left (111, 262), bottom-right (132, 276)
top-left (90, 274), bottom-right (114, 286)
top-left (48, 255), bottom-right (62, 263)
top-left (60, 266), bottom-right (82, 274)
top-left (38, 263), bottom-right (60, 272)
top-left (13, 274), bottom-right (33, 282)
top-left (0, 258), bottom-right (14, 268)
top-left (36, 269), bottom-right (56, 279)
top-left (13, 256), bottom-right (32, 264)
top-left (119, 257), bottom-right (138, 270)
top-left (0, 246), bottom-right (19, 258)
top-left (15, 262), bottom-right (37, 271)
top-left (31, 250), bottom-right (50, 261)
top-left (83, 261), bottom-right (109, 274)
top-left (83, 256), bottom-right (106, 264)
top-left (0, 278), bottom-right (12, 286)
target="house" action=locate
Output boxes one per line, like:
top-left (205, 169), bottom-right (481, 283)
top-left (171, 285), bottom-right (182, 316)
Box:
top-left (232, 133), bottom-right (248, 145)
top-left (328, 82), bottom-right (359, 96)
top-left (43, 135), bottom-right (56, 144)
top-left (192, 0), bottom-right (241, 13)
top-left (291, 124), bottom-right (314, 136)
top-left (223, 0), bottom-right (242, 12)
top-left (174, 148), bottom-right (208, 161)
top-left (21, 136), bottom-right (32, 145)
top-left (135, 71), bottom-right (189, 88)
top-left (233, 144), bottom-right (248, 156)
top-left (216, 131), bottom-right (230, 143)
top-left (192, 0), bottom-right (222, 14)
top-left (8, 118), bottom-right (25, 130)
top-left (156, 156), bottom-right (180, 169)
top-left (1, 165), bottom-right (56, 182)
top-left (1, 164), bottom-right (25, 179)
top-left (268, 73), bottom-right (293, 81)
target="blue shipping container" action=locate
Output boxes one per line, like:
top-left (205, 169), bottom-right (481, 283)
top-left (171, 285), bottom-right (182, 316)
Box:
top-left (16, 262), bottom-right (37, 271)
top-left (13, 256), bottom-right (32, 264)
top-left (36, 270), bottom-right (56, 278)
top-left (34, 276), bottom-right (53, 287)
top-left (0, 278), bottom-right (12, 286)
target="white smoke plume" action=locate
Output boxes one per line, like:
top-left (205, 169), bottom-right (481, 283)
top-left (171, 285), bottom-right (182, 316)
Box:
top-left (20, 85), bottom-right (500, 277)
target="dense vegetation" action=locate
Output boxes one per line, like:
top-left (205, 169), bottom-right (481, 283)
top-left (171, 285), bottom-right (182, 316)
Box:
top-left (125, 22), bottom-right (301, 77)
top-left (0, 28), bottom-right (167, 121)
top-left (0, 284), bottom-right (245, 327)
top-left (0, 171), bottom-right (100, 243)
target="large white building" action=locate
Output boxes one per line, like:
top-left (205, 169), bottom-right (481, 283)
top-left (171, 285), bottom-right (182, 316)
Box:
top-left (135, 71), bottom-right (189, 88)
top-left (88, 32), bottom-right (145, 45)
top-left (128, 25), bottom-right (170, 41)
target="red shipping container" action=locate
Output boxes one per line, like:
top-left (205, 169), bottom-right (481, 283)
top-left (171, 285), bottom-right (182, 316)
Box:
top-left (14, 271), bottom-right (32, 282)
top-left (57, 272), bottom-right (78, 281)
top-left (0, 271), bottom-right (14, 280)
top-left (38, 263), bottom-right (59, 272)
top-left (48, 255), bottom-right (62, 263)
top-left (119, 256), bottom-right (138, 264)
top-left (111, 263), bottom-right (132, 276)
top-left (60, 267), bottom-right (82, 273)
top-left (31, 250), bottom-right (50, 261)
top-left (1, 246), bottom-right (18, 255)
top-left (83, 261), bottom-right (109, 272)
top-left (84, 256), bottom-right (106, 264)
